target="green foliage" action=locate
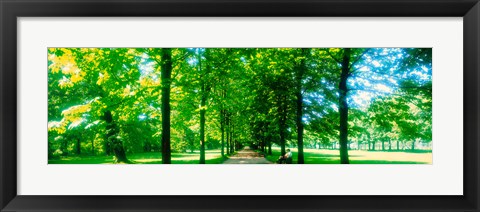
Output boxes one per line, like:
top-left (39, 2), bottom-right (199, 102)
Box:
top-left (48, 48), bottom-right (432, 164)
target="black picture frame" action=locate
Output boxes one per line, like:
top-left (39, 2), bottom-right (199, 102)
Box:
top-left (1, 0), bottom-right (479, 211)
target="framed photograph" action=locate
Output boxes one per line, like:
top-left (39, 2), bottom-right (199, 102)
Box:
top-left (1, 0), bottom-right (479, 211)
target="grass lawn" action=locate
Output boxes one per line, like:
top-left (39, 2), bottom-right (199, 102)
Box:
top-left (49, 149), bottom-right (227, 164)
top-left (265, 147), bottom-right (432, 164)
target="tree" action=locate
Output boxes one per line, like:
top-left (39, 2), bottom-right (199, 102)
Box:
top-left (160, 48), bottom-right (173, 164)
top-left (48, 48), bottom-right (146, 163)
top-left (320, 48), bottom-right (367, 163)
top-left (294, 48), bottom-right (309, 164)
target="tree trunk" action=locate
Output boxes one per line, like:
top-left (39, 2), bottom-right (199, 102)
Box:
top-left (105, 139), bottom-right (112, 156)
top-left (382, 141), bottom-right (385, 151)
top-left (226, 113), bottom-right (230, 154)
top-left (397, 140), bottom-right (400, 150)
top-left (220, 109), bottom-right (225, 157)
top-left (230, 119), bottom-right (234, 153)
top-left (91, 139), bottom-right (95, 155)
top-left (268, 140), bottom-right (272, 155)
top-left (76, 137), bottom-right (81, 155)
top-left (161, 48), bottom-right (172, 164)
top-left (232, 124), bottom-right (236, 152)
top-left (411, 140), bottom-right (415, 151)
top-left (388, 140), bottom-right (392, 151)
top-left (198, 49), bottom-right (207, 164)
top-left (339, 48), bottom-right (351, 164)
top-left (104, 110), bottom-right (129, 163)
top-left (295, 48), bottom-right (307, 164)
top-left (278, 93), bottom-right (287, 156)
top-left (279, 115), bottom-right (286, 156)
top-left (199, 98), bottom-right (206, 164)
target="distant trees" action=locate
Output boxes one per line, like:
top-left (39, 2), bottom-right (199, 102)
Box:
top-left (48, 48), bottom-right (432, 164)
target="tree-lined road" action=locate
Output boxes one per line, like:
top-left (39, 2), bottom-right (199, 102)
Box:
top-left (222, 148), bottom-right (272, 164)
top-left (48, 48), bottom-right (432, 164)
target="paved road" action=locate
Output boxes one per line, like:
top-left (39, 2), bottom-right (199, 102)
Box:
top-left (222, 148), bottom-right (273, 164)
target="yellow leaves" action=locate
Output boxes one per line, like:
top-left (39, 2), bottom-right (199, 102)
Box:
top-left (48, 48), bottom-right (87, 87)
top-left (48, 120), bottom-right (67, 134)
top-left (50, 103), bottom-right (92, 133)
top-left (189, 124), bottom-right (200, 132)
top-left (70, 74), bottom-right (82, 83)
top-left (70, 69), bottom-right (85, 83)
top-left (68, 117), bottom-right (85, 129)
top-left (62, 104), bottom-right (91, 117)
top-left (139, 77), bottom-right (159, 87)
top-left (407, 103), bottom-right (420, 115)
top-left (256, 53), bottom-right (262, 59)
top-left (329, 48), bottom-right (341, 53)
top-left (48, 50), bottom-right (72, 74)
top-left (79, 48), bottom-right (89, 53)
top-left (127, 49), bottom-right (136, 55)
top-left (118, 113), bottom-right (130, 122)
top-left (58, 76), bottom-right (73, 88)
top-left (294, 56), bottom-right (306, 63)
top-left (196, 105), bottom-right (208, 112)
top-left (96, 71), bottom-right (110, 85)
top-left (174, 64), bottom-right (181, 70)
top-left (123, 85), bottom-right (131, 96)
top-left (122, 85), bottom-right (136, 97)
top-left (48, 53), bottom-right (57, 68)
top-left (49, 49), bottom-right (79, 73)
top-left (172, 48), bottom-right (182, 57)
top-left (84, 53), bottom-right (96, 63)
top-left (149, 110), bottom-right (161, 119)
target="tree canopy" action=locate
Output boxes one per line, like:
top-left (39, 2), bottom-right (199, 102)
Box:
top-left (48, 48), bottom-right (432, 164)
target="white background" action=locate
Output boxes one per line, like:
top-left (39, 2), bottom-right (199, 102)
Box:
top-left (18, 18), bottom-right (463, 195)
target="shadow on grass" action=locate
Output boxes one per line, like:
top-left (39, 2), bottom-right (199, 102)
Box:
top-left (264, 148), bottom-right (431, 164)
top-left (48, 156), bottom-right (113, 164)
top-left (49, 148), bottom-right (430, 165)
top-left (349, 160), bottom-right (428, 164)
top-left (48, 151), bottom-right (229, 164)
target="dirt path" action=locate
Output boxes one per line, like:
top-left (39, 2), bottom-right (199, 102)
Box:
top-left (222, 147), bottom-right (273, 164)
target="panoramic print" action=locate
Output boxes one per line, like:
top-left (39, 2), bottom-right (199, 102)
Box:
top-left (48, 48), bottom-right (432, 164)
